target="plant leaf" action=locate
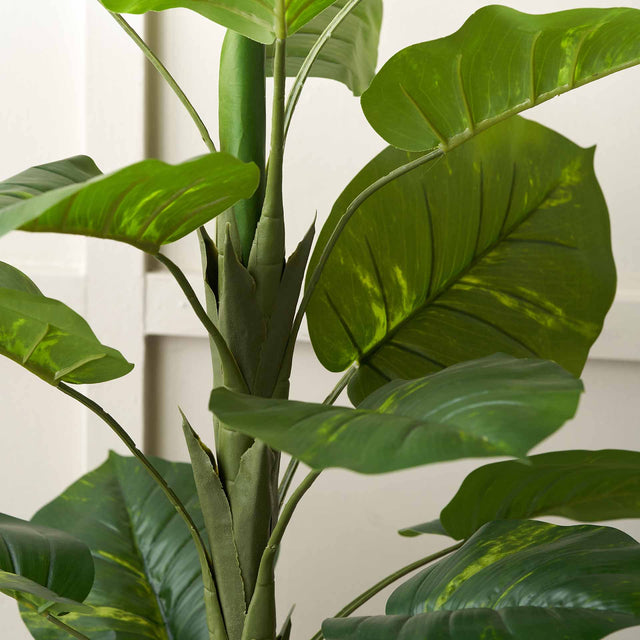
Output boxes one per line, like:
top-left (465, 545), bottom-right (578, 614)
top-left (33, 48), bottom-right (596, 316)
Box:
top-left (181, 413), bottom-right (246, 640)
top-left (398, 520), bottom-right (449, 538)
top-left (403, 449), bottom-right (640, 541)
top-left (254, 220), bottom-right (315, 398)
top-left (324, 607), bottom-right (639, 640)
top-left (306, 117), bottom-right (615, 404)
top-left (20, 452), bottom-right (210, 640)
top-left (267, 0), bottom-right (383, 96)
top-left (0, 513), bottom-right (94, 616)
top-left (219, 229), bottom-right (266, 390)
top-left (361, 5), bottom-right (640, 151)
top-left (210, 354), bottom-right (582, 474)
top-left (0, 262), bottom-right (133, 385)
top-left (99, 0), bottom-right (340, 44)
top-left (324, 520), bottom-right (640, 640)
top-left (0, 261), bottom-right (43, 295)
top-left (0, 153), bottom-right (259, 254)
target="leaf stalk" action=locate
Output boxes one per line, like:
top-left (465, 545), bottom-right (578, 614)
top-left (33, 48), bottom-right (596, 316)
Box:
top-left (58, 382), bottom-right (213, 571)
top-left (108, 12), bottom-right (216, 153)
top-left (44, 613), bottom-right (91, 640)
top-left (155, 252), bottom-right (249, 393)
top-left (309, 541), bottom-right (464, 640)
top-left (278, 363), bottom-right (358, 506)
top-left (283, 0), bottom-right (364, 141)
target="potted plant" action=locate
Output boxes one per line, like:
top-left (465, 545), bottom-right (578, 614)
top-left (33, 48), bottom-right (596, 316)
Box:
top-left (1, 2), bottom-right (640, 639)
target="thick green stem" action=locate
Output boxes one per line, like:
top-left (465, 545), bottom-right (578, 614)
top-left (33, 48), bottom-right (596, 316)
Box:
top-left (283, 0), bottom-right (363, 141)
top-left (155, 252), bottom-right (248, 393)
top-left (309, 542), bottom-right (464, 640)
top-left (108, 11), bottom-right (216, 153)
top-left (219, 32), bottom-right (266, 262)
top-left (213, 27), bottom-right (280, 619)
top-left (248, 35), bottom-right (287, 317)
top-left (242, 471), bottom-right (320, 640)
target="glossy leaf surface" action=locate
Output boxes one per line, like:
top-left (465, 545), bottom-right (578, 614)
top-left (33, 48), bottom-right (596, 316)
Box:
top-left (0, 262), bottom-right (133, 385)
top-left (307, 117), bottom-right (614, 404)
top-left (0, 513), bottom-right (93, 615)
top-left (324, 520), bottom-right (640, 640)
top-left (405, 449), bottom-right (640, 540)
top-left (210, 354), bottom-right (581, 474)
top-left (324, 608), bottom-right (639, 640)
top-left (267, 0), bottom-right (383, 95)
top-left (21, 453), bottom-right (209, 640)
top-left (0, 153), bottom-right (259, 253)
top-left (99, 0), bottom-right (339, 44)
top-left (361, 5), bottom-right (640, 151)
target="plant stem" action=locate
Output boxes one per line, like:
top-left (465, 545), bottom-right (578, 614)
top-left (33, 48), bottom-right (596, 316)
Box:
top-left (242, 470), bottom-right (320, 640)
top-left (273, 469), bottom-right (320, 550)
top-left (287, 148), bottom-right (444, 351)
top-left (276, 457), bottom-right (298, 509)
top-left (58, 383), bottom-right (228, 639)
top-left (155, 252), bottom-right (249, 393)
top-left (219, 32), bottom-right (266, 262)
top-left (108, 11), bottom-right (216, 153)
top-left (58, 382), bottom-right (213, 572)
top-left (44, 613), bottom-right (91, 640)
top-left (323, 363), bottom-right (359, 405)
top-left (248, 34), bottom-right (286, 316)
top-left (278, 364), bottom-right (358, 506)
top-left (308, 541), bottom-right (464, 640)
top-left (283, 0), bottom-right (363, 141)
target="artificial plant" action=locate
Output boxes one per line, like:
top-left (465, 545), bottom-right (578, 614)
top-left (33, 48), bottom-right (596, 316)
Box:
top-left (1, 2), bottom-right (640, 639)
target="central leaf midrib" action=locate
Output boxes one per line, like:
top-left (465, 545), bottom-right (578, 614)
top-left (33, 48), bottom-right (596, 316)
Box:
top-left (357, 175), bottom-right (564, 368)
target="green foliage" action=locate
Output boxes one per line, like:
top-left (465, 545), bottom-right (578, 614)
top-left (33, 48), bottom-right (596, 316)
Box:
top-left (182, 414), bottom-right (247, 640)
top-left (402, 449), bottom-right (640, 540)
top-left (0, 513), bottom-right (94, 616)
top-left (0, 153), bottom-right (259, 253)
top-left (324, 520), bottom-right (640, 640)
top-left (20, 453), bottom-right (210, 640)
top-left (362, 5), bottom-right (640, 151)
top-left (3, 3), bottom-right (640, 640)
top-left (99, 0), bottom-right (339, 44)
top-left (210, 354), bottom-right (582, 473)
top-left (0, 262), bottom-right (133, 385)
top-left (307, 117), bottom-right (615, 403)
top-left (267, 0), bottom-right (383, 96)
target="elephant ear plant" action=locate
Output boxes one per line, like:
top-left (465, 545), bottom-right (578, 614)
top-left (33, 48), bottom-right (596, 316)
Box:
top-left (2, 2), bottom-right (640, 639)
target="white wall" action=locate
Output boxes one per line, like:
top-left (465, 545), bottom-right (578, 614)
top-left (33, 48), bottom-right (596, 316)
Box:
top-left (1, 1), bottom-right (640, 639)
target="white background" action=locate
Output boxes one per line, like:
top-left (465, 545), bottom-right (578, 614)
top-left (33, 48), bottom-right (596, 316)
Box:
top-left (1, 1), bottom-right (640, 638)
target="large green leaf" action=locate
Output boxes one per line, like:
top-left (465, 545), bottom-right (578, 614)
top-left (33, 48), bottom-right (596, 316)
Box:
top-left (267, 0), bottom-right (383, 95)
top-left (361, 5), bottom-right (640, 152)
top-left (210, 354), bottom-right (582, 474)
top-left (306, 117), bottom-right (615, 405)
top-left (0, 513), bottom-right (93, 616)
top-left (402, 449), bottom-right (640, 541)
top-left (323, 520), bottom-right (640, 640)
top-left (0, 262), bottom-right (133, 385)
top-left (99, 0), bottom-right (339, 44)
top-left (21, 453), bottom-right (210, 640)
top-left (0, 153), bottom-right (259, 254)
top-left (324, 610), bottom-right (639, 640)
